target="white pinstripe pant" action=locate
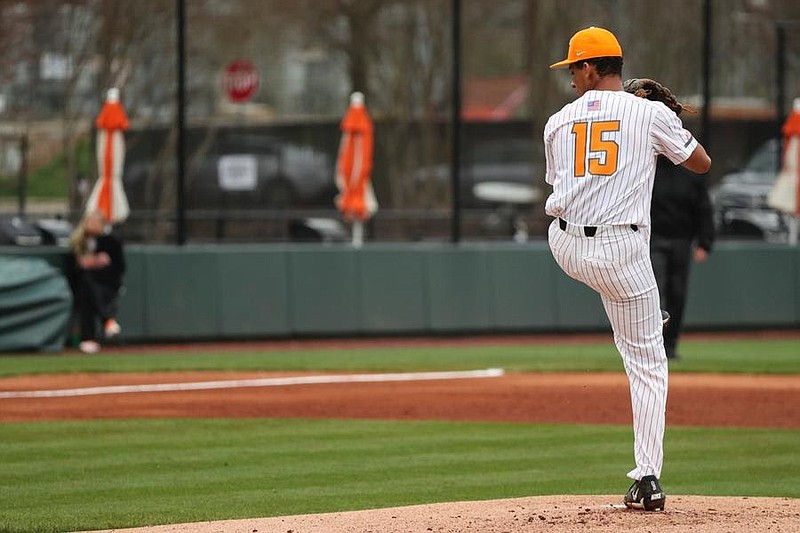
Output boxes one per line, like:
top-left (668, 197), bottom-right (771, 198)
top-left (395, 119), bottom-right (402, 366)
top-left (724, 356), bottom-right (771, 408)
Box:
top-left (548, 218), bottom-right (668, 481)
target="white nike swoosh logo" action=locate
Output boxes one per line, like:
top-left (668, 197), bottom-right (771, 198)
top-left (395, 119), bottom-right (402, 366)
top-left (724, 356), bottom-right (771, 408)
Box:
top-left (576, 51), bottom-right (585, 56)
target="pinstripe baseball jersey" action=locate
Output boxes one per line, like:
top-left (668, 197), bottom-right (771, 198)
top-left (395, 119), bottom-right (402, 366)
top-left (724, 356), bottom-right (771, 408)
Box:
top-left (544, 90), bottom-right (698, 226)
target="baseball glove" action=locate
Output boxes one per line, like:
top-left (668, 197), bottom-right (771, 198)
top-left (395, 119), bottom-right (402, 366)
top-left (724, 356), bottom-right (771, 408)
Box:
top-left (623, 78), bottom-right (696, 116)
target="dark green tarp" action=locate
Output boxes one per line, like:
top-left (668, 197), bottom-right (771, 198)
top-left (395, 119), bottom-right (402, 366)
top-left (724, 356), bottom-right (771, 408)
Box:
top-left (0, 256), bottom-right (72, 352)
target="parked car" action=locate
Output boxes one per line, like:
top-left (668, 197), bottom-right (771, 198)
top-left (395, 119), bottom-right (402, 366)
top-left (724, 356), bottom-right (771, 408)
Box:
top-left (124, 134), bottom-right (337, 210)
top-left (709, 138), bottom-right (790, 241)
top-left (34, 218), bottom-right (73, 247)
top-left (413, 138), bottom-right (540, 207)
top-left (0, 216), bottom-right (74, 247)
top-left (0, 216), bottom-right (43, 246)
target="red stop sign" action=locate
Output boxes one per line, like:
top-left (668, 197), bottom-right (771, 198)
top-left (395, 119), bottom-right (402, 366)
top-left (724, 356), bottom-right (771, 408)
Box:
top-left (222, 60), bottom-right (259, 103)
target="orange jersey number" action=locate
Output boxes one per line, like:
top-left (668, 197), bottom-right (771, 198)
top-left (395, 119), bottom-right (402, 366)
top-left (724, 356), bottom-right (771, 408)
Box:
top-left (571, 120), bottom-right (620, 177)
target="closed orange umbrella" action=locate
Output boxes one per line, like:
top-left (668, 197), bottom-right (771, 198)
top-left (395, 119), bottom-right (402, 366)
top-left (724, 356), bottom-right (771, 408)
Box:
top-left (335, 92), bottom-right (378, 245)
top-left (86, 88), bottom-right (130, 224)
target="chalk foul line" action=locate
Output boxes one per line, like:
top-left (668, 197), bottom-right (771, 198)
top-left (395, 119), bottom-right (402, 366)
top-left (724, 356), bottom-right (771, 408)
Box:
top-left (0, 368), bottom-right (505, 399)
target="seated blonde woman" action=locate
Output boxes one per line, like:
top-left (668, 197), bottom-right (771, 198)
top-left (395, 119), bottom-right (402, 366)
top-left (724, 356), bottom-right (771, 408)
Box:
top-left (68, 210), bottom-right (125, 353)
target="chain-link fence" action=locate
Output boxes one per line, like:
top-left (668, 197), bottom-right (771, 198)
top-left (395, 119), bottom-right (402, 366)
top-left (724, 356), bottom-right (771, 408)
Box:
top-left (1, 0), bottom-right (798, 244)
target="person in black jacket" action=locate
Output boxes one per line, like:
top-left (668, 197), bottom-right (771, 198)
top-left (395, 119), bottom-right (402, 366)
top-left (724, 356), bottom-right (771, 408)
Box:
top-left (68, 210), bottom-right (126, 353)
top-left (650, 156), bottom-right (714, 360)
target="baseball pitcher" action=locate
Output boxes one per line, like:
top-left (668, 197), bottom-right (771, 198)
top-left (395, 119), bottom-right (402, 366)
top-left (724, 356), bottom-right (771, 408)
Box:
top-left (544, 27), bottom-right (711, 511)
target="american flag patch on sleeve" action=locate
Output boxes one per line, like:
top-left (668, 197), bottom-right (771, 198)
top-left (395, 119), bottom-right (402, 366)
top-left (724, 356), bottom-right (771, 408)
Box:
top-left (587, 100), bottom-right (601, 111)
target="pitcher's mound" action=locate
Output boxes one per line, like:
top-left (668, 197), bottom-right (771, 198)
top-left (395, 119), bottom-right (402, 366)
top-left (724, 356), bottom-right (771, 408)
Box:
top-left (85, 495), bottom-right (799, 533)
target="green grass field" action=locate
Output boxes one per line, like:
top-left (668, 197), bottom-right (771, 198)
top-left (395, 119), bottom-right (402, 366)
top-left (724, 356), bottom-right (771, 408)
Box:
top-left (1, 337), bottom-right (798, 377)
top-left (0, 337), bottom-right (798, 533)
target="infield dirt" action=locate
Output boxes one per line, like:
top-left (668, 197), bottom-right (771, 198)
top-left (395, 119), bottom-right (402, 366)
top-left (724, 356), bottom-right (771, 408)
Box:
top-left (1, 370), bottom-right (797, 428)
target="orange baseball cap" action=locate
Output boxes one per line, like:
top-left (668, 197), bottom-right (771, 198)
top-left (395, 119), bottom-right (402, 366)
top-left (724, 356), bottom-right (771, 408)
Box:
top-left (549, 27), bottom-right (622, 69)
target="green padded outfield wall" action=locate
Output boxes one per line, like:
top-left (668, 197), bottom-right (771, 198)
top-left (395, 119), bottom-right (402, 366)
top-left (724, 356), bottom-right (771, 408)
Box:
top-left (488, 247), bottom-right (560, 330)
top-left (684, 245), bottom-right (798, 327)
top-left (289, 248), bottom-right (361, 334)
top-left (216, 246), bottom-right (291, 336)
top-left (2, 241), bottom-right (798, 342)
top-left (359, 248), bottom-right (427, 332)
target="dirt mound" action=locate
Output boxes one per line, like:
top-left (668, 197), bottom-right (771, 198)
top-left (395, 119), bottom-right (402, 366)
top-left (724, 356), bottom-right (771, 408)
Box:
top-left (80, 495), bottom-right (800, 533)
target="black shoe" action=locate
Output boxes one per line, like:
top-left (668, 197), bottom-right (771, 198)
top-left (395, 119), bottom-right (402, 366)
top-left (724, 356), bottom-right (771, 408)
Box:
top-left (623, 475), bottom-right (666, 511)
top-left (661, 310), bottom-right (670, 327)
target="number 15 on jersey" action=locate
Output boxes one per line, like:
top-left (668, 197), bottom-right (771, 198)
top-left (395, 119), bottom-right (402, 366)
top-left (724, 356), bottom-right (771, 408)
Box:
top-left (571, 120), bottom-right (620, 177)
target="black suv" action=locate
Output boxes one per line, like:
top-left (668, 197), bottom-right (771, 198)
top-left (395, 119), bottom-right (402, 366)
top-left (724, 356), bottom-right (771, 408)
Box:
top-left (124, 134), bottom-right (337, 210)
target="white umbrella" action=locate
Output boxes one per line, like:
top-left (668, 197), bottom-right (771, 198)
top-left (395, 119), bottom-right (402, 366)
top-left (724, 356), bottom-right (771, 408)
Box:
top-left (767, 97), bottom-right (800, 245)
top-left (86, 88), bottom-right (130, 224)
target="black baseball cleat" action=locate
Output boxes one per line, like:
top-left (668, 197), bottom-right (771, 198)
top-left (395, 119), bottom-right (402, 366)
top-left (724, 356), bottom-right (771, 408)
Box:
top-left (661, 310), bottom-right (670, 326)
top-left (623, 475), bottom-right (666, 511)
